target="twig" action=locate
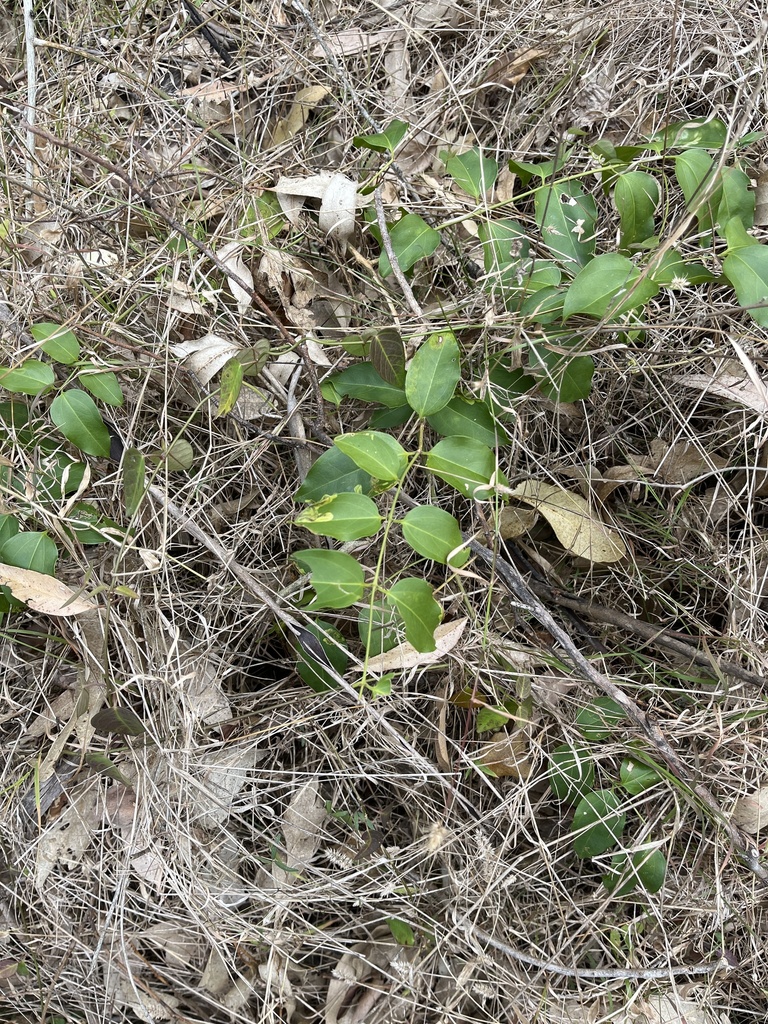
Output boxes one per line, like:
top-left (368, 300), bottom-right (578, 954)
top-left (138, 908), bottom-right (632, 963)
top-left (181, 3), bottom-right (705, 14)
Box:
top-left (469, 540), bottom-right (768, 886)
top-left (22, 0), bottom-right (36, 218)
top-left (373, 187), bottom-right (425, 320)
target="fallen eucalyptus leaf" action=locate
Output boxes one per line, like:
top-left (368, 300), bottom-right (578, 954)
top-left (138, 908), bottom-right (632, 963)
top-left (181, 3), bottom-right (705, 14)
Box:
top-left (0, 563), bottom-right (95, 615)
top-left (362, 617), bottom-right (467, 675)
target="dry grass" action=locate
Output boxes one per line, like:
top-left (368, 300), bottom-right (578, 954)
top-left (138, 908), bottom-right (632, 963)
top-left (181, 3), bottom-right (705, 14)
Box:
top-left (1, 1), bottom-right (768, 1022)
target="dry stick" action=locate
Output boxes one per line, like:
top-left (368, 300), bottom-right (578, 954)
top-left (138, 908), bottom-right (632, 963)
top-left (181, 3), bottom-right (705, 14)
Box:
top-left (373, 187), bottom-right (425, 320)
top-left (469, 539), bottom-right (768, 886)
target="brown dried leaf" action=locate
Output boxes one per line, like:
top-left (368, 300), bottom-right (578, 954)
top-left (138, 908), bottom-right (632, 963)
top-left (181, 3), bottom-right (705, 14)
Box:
top-left (268, 86), bottom-right (329, 148)
top-left (731, 786), bottom-right (768, 835)
top-left (648, 438), bottom-right (728, 485)
top-left (481, 46), bottom-right (549, 87)
top-left (476, 731), bottom-right (531, 778)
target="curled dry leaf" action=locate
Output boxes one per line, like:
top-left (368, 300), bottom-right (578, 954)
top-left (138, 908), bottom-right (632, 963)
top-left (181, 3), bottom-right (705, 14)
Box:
top-left (268, 85), bottom-right (329, 148)
top-left (165, 280), bottom-right (206, 315)
top-left (275, 172), bottom-right (359, 242)
top-left (508, 480), bottom-right (627, 563)
top-left (217, 241), bottom-right (253, 313)
top-left (480, 46), bottom-right (549, 87)
top-left (0, 563), bottom-right (95, 615)
top-left (681, 370), bottom-right (768, 416)
top-left (170, 333), bottom-right (240, 386)
top-left (362, 617), bottom-right (468, 676)
top-left (648, 438), bottom-right (727, 485)
top-left (731, 786), bottom-right (768, 835)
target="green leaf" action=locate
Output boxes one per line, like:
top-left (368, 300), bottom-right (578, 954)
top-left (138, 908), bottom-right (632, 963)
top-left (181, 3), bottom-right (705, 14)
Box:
top-left (427, 396), bottom-right (508, 446)
top-left (572, 790), bottom-right (626, 858)
top-left (443, 147), bottom-right (499, 199)
top-left (508, 151), bottom-right (569, 186)
top-left (528, 336), bottom-right (594, 403)
top-left (370, 328), bottom-right (406, 387)
top-left (295, 493), bottom-right (382, 541)
top-left (716, 165), bottom-right (755, 236)
top-left (216, 357), bottom-right (244, 416)
top-left (78, 368), bottom-right (124, 406)
top-left (476, 705), bottom-right (510, 734)
top-left (426, 437), bottom-right (502, 499)
top-left (0, 514), bottom-right (19, 548)
top-left (649, 117), bottom-right (727, 152)
top-left (405, 331), bottom-right (461, 417)
top-left (576, 697), bottom-right (626, 741)
top-left (296, 447), bottom-right (372, 502)
top-left (387, 918), bottom-right (416, 946)
top-left (1, 532), bottom-right (57, 575)
top-left (484, 366), bottom-right (535, 419)
top-left (520, 286), bottom-right (566, 324)
top-left (650, 249), bottom-right (716, 287)
top-left (723, 240), bottom-right (768, 326)
top-left (620, 758), bottom-right (661, 796)
top-left (63, 501), bottom-right (123, 545)
top-left (603, 849), bottom-right (666, 896)
top-left (0, 400), bottom-right (30, 428)
top-left (401, 506), bottom-right (469, 567)
top-left (549, 744), bottom-right (595, 802)
top-left (330, 363), bottom-right (408, 408)
top-left (522, 261), bottom-right (562, 291)
top-left (386, 577), bottom-right (441, 652)
top-left (0, 360), bottom-right (55, 395)
top-left (294, 549), bottom-right (365, 609)
top-left (333, 431), bottom-right (408, 482)
top-left (614, 171), bottom-right (659, 250)
top-left (293, 620), bottom-right (348, 692)
top-left (123, 447), bottom-right (146, 517)
top-left (674, 149), bottom-right (721, 238)
top-left (379, 214), bottom-right (441, 278)
top-left (478, 219), bottom-right (529, 293)
top-left (358, 602), bottom-right (401, 656)
top-left (49, 389), bottom-right (111, 457)
top-left (563, 253), bottom-right (659, 319)
top-left (353, 118), bottom-right (408, 153)
top-left (90, 706), bottom-right (148, 737)
top-left (369, 404), bottom-right (412, 430)
top-left (535, 179), bottom-right (597, 275)
top-left (30, 322), bottom-right (80, 365)
top-left (164, 438), bottom-right (194, 472)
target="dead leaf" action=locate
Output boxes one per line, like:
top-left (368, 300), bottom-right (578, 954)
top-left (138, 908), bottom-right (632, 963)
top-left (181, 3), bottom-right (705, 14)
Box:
top-left (480, 46), bottom-right (549, 87)
top-left (274, 172), bottom-right (359, 242)
top-left (475, 731), bottom-right (531, 778)
top-left (362, 617), bottom-right (468, 676)
top-left (507, 480), bottom-right (627, 563)
top-left (35, 783), bottom-right (101, 890)
top-left (648, 438), bottom-right (728, 485)
top-left (217, 241), bottom-right (252, 313)
top-left (0, 563), bottom-right (96, 615)
top-left (273, 781), bottom-right (326, 886)
top-left (497, 504), bottom-right (538, 539)
top-left (170, 333), bottom-right (240, 385)
top-left (636, 990), bottom-right (724, 1024)
top-left (731, 786), bottom-right (768, 834)
top-left (268, 85), bottom-right (329, 148)
top-left (312, 28), bottom-right (406, 57)
top-left (681, 370), bottom-right (768, 416)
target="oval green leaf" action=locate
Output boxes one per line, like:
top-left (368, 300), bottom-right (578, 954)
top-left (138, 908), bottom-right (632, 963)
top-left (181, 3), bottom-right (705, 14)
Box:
top-left (370, 328), bottom-right (406, 387)
top-left (123, 447), bottom-right (146, 517)
top-left (379, 214), bottom-right (441, 278)
top-left (294, 549), bottom-right (365, 609)
top-left (0, 360), bottom-right (55, 395)
top-left (572, 790), bottom-right (626, 858)
top-left (426, 437), bottom-right (501, 499)
top-left (216, 356), bottom-right (244, 417)
top-left (620, 758), bottom-right (661, 796)
top-left (1, 532), bottom-right (58, 575)
top-left (535, 179), bottom-right (597, 275)
top-left (295, 492), bottom-right (382, 541)
top-left (549, 744), bottom-right (595, 803)
top-left (614, 171), bottom-right (659, 250)
top-left (293, 620), bottom-right (348, 692)
top-left (405, 331), bottom-right (461, 417)
top-left (353, 118), bottom-right (408, 153)
top-left (401, 506), bottom-right (469, 567)
top-left (386, 577), bottom-right (441, 653)
top-left (50, 389), bottom-right (111, 457)
top-left (334, 431), bottom-right (408, 482)
top-left (427, 396), bottom-right (508, 446)
top-left (330, 362), bottom-right (408, 408)
top-left (444, 147), bottom-right (499, 200)
top-left (716, 165), bottom-right (754, 236)
top-left (91, 706), bottom-right (148, 737)
top-left (296, 447), bottom-right (372, 502)
top-left (723, 241), bottom-right (768, 326)
top-left (563, 253), bottom-right (659, 319)
top-left (603, 848), bottom-right (666, 896)
top-left (30, 322), bottom-right (80, 365)
top-left (674, 149), bottom-right (721, 237)
top-left (576, 696), bottom-right (626, 741)
top-left (78, 368), bottom-right (124, 406)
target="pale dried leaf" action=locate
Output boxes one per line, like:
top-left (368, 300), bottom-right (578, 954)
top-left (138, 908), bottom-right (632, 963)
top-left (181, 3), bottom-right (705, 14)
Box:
top-left (81, 248), bottom-right (119, 268)
top-left (637, 991), bottom-right (724, 1024)
top-left (274, 781), bottom-right (326, 885)
top-left (0, 563), bottom-right (96, 615)
top-left (497, 504), bottom-right (538, 539)
top-left (362, 617), bottom-right (468, 676)
top-left (195, 744), bottom-right (260, 828)
top-left (481, 46), bottom-right (549, 87)
top-left (104, 973), bottom-right (180, 1022)
top-left (179, 650), bottom-right (231, 726)
top-left (681, 371), bottom-right (768, 416)
top-left (165, 280), bottom-right (206, 315)
top-left (312, 28), bottom-right (406, 57)
top-left (648, 438), bottom-right (728, 484)
top-left (142, 922), bottom-right (201, 968)
top-left (731, 786), bottom-right (768, 835)
top-left (217, 241), bottom-right (253, 313)
top-left (269, 86), bottom-right (330, 148)
top-left (170, 333), bottom-right (240, 385)
top-left (508, 481), bottom-right (627, 563)
top-left (35, 784), bottom-right (101, 890)
top-left (318, 173), bottom-right (357, 242)
top-left (475, 731), bottom-right (531, 778)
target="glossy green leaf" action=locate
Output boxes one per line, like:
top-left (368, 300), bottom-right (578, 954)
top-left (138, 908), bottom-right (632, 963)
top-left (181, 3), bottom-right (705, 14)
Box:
top-left (330, 363), bottom-right (408, 408)
top-left (63, 501), bottom-right (123, 545)
top-left (386, 577), bottom-right (441, 652)
top-left (0, 514), bottom-right (19, 548)
top-left (405, 331), bottom-right (460, 417)
top-left (353, 118), bottom-right (408, 153)
top-left (216, 357), bottom-right (244, 416)
top-left (50, 390), bottom-right (111, 457)
top-left (563, 253), bottom-right (659, 319)
top-left (1, 532), bottom-right (57, 575)
top-left (620, 758), bottom-right (661, 796)
top-left (123, 447), bottom-right (146, 517)
top-left (334, 431), bottom-right (408, 482)
top-left (296, 447), bottom-right (372, 502)
top-left (369, 404), bottom-right (412, 430)
top-left (520, 286), bottom-right (566, 324)
top-left (675, 149), bottom-right (721, 238)
top-left (614, 171), bottom-right (659, 250)
top-left (30, 323), bottom-right (80, 365)
top-left (426, 437), bottom-right (501, 499)
top-left (522, 261), bottom-right (562, 291)
top-left (78, 368), bottom-right (124, 406)
top-left (528, 337), bottom-right (594, 403)
top-left (716, 165), bottom-right (755, 235)
top-left (576, 697), bottom-right (626, 740)
top-left (572, 790), bottom-right (626, 858)
top-left (650, 248), bottom-right (716, 286)
top-left (603, 848), bottom-right (666, 896)
top-left (484, 366), bottom-right (535, 419)
top-left (443, 147), bottom-right (499, 199)
top-left (294, 549), bottom-right (365, 609)
top-left (427, 396), bottom-right (508, 446)
top-left (535, 179), bottom-right (597, 275)
top-left (379, 214), bottom-right (441, 278)
top-left (387, 918), bottom-right (416, 946)
top-left (723, 239), bottom-right (768, 326)
top-left (401, 506), bottom-right (469, 567)
top-left (295, 492), bottom-right (382, 541)
top-left (549, 744), bottom-right (595, 802)
top-left (0, 360), bottom-right (55, 395)
top-left (478, 219), bottom-right (528, 292)
top-left (91, 706), bottom-right (148, 737)
top-left (370, 328), bottom-right (406, 387)
top-left (294, 620), bottom-right (347, 692)
top-left (649, 117), bottom-right (727, 151)
top-left (0, 400), bottom-right (30, 428)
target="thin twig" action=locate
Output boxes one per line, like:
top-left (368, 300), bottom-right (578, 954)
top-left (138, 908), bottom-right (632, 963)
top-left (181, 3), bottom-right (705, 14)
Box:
top-left (373, 187), bottom-right (425, 320)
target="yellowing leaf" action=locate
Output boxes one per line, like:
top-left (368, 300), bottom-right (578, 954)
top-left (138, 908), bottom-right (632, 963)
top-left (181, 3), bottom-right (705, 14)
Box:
top-left (0, 563), bottom-right (95, 615)
top-left (509, 480), bottom-right (627, 563)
